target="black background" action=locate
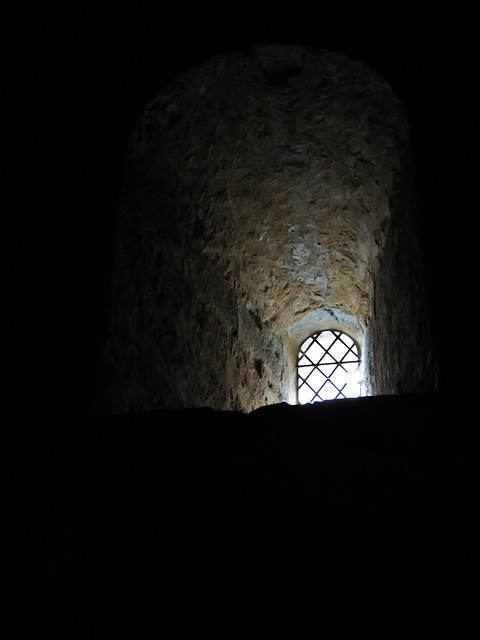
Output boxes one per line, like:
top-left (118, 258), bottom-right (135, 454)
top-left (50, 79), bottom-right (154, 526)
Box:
top-left (4, 2), bottom-right (477, 422)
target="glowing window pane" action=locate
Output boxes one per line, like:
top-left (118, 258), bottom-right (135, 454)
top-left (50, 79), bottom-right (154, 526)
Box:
top-left (297, 330), bottom-right (360, 404)
top-left (318, 332), bottom-right (336, 350)
top-left (320, 380), bottom-right (340, 401)
top-left (298, 384), bottom-right (315, 404)
top-left (329, 339), bottom-right (350, 362)
top-left (304, 340), bottom-right (323, 363)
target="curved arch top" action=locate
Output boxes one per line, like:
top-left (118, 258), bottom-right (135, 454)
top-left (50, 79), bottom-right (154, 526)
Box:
top-left (99, 45), bottom-right (435, 414)
top-left (297, 329), bottom-right (361, 404)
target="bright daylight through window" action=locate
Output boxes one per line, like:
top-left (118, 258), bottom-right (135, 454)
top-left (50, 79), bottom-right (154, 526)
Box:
top-left (297, 330), bottom-right (361, 404)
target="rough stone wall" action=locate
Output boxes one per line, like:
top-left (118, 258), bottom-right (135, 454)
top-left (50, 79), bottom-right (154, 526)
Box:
top-left (98, 45), bottom-right (435, 414)
top-left (364, 172), bottom-right (437, 395)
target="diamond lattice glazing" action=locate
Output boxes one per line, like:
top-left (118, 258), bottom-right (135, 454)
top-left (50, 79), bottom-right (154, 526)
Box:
top-left (297, 330), bottom-right (360, 404)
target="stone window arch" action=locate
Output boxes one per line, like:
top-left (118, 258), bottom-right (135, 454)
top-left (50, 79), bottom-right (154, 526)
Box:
top-left (98, 46), bottom-right (436, 414)
top-left (297, 330), bottom-right (361, 404)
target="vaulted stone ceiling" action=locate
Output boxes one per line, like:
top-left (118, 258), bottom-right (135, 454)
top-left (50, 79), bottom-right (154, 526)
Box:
top-left (99, 46), bottom-right (435, 413)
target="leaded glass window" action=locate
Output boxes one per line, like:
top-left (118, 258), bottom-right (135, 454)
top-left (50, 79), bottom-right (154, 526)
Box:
top-left (297, 330), bottom-right (361, 404)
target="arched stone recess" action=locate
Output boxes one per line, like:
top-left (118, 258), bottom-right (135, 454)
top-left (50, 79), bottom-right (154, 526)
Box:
top-left (286, 307), bottom-right (365, 404)
top-left (98, 45), bottom-right (436, 414)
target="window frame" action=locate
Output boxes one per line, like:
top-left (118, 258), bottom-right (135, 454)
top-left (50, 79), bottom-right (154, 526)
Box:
top-left (296, 329), bottom-right (361, 404)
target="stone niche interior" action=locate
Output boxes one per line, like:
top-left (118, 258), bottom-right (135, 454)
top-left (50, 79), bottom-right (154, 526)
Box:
top-left (99, 45), bottom-right (436, 414)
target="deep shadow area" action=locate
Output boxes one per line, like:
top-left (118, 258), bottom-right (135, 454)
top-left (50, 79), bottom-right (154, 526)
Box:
top-left (4, 5), bottom-right (478, 636)
top-left (4, 4), bottom-right (476, 420)
top-left (6, 393), bottom-right (480, 636)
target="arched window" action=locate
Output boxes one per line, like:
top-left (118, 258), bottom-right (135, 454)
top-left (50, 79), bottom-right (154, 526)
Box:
top-left (297, 330), bottom-right (361, 404)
